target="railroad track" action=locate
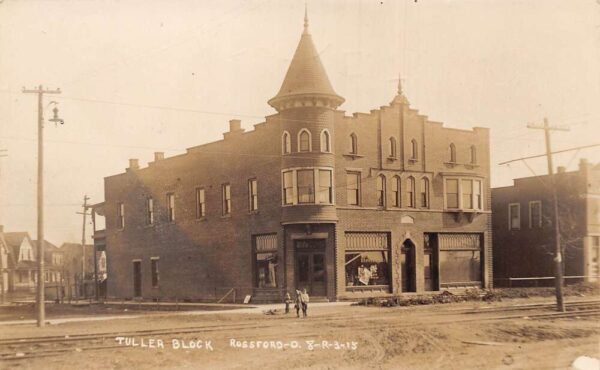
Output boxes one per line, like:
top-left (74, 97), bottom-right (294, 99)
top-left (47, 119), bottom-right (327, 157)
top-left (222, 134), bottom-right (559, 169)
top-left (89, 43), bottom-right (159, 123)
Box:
top-left (1, 299), bottom-right (598, 362)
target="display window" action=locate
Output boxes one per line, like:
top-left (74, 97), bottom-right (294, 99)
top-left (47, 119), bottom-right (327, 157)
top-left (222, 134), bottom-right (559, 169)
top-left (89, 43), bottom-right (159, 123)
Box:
top-left (256, 252), bottom-right (278, 288)
top-left (345, 251), bottom-right (389, 286)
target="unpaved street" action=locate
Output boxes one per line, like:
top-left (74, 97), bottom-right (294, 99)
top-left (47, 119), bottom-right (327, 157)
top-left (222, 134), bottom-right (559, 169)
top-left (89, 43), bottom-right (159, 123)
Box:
top-left (1, 297), bottom-right (599, 370)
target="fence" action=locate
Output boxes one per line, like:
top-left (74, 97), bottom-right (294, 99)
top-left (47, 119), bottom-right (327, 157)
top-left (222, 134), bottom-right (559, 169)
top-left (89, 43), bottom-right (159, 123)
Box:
top-left (494, 275), bottom-right (599, 288)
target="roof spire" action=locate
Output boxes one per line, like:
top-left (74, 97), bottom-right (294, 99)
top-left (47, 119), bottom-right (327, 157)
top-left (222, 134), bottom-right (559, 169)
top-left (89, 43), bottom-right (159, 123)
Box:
top-left (397, 74), bottom-right (403, 95)
top-left (303, 3), bottom-right (309, 34)
top-left (391, 73), bottom-right (409, 105)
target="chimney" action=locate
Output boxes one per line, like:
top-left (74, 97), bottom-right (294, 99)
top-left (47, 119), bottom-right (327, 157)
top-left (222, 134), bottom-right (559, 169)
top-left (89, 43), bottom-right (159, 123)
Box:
top-left (229, 119), bottom-right (242, 132)
top-left (557, 166), bottom-right (566, 174)
top-left (154, 152), bottom-right (164, 161)
top-left (128, 158), bottom-right (139, 170)
top-left (579, 158), bottom-right (589, 172)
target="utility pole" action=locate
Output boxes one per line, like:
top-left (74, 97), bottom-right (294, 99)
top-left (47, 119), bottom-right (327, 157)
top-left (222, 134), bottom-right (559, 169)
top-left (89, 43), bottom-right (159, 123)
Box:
top-left (91, 206), bottom-right (99, 301)
top-left (527, 118), bottom-right (570, 312)
top-left (77, 195), bottom-right (90, 298)
top-left (22, 85), bottom-right (61, 327)
top-left (0, 149), bottom-right (6, 304)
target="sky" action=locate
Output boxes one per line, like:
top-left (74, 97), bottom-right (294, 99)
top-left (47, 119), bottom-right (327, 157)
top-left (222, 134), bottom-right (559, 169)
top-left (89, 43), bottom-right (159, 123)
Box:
top-left (0, 0), bottom-right (599, 245)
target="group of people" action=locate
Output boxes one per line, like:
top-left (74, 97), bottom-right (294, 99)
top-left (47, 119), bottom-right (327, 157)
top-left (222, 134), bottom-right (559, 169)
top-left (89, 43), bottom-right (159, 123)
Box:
top-left (285, 288), bottom-right (309, 318)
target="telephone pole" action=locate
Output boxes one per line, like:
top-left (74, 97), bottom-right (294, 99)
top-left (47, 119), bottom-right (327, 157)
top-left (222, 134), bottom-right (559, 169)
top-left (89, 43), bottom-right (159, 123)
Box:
top-left (22, 85), bottom-right (62, 327)
top-left (0, 149), bottom-right (5, 304)
top-left (77, 195), bottom-right (91, 298)
top-left (527, 118), bottom-right (569, 312)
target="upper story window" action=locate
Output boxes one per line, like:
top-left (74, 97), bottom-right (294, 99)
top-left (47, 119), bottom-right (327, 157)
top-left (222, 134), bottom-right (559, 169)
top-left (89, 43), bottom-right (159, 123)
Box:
top-left (349, 133), bottom-right (358, 154)
top-left (388, 137), bottom-right (397, 158)
top-left (449, 143), bottom-right (457, 163)
top-left (509, 203), bottom-right (520, 230)
top-left (470, 145), bottom-right (477, 164)
top-left (377, 175), bottom-right (386, 207)
top-left (420, 178), bottom-right (429, 208)
top-left (318, 169), bottom-right (333, 204)
top-left (298, 129), bottom-right (311, 152)
top-left (446, 179), bottom-right (459, 209)
top-left (195, 188), bottom-right (206, 219)
top-left (117, 202), bottom-right (125, 229)
top-left (411, 139), bottom-right (418, 160)
top-left (248, 179), bottom-right (258, 211)
top-left (282, 131), bottom-right (291, 154)
top-left (320, 129), bottom-right (331, 153)
top-left (406, 177), bottom-right (416, 208)
top-left (529, 201), bottom-right (542, 228)
top-left (297, 169), bottom-right (315, 203)
top-left (166, 193), bottom-right (175, 222)
top-left (346, 172), bottom-right (361, 206)
top-left (283, 171), bottom-right (294, 205)
top-left (146, 197), bottom-right (154, 225)
top-left (392, 176), bottom-right (401, 207)
top-left (222, 184), bottom-right (231, 215)
top-left (281, 168), bottom-right (334, 206)
top-left (444, 178), bottom-right (483, 211)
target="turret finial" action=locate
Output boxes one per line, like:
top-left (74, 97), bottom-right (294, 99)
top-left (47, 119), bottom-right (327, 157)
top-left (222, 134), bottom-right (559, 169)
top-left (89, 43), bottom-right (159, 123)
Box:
top-left (303, 3), bottom-right (309, 34)
top-left (397, 74), bottom-right (403, 95)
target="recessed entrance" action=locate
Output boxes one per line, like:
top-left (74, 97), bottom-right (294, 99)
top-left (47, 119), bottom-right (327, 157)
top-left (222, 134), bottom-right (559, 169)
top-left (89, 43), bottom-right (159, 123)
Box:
top-left (401, 240), bottom-right (416, 292)
top-left (295, 239), bottom-right (327, 296)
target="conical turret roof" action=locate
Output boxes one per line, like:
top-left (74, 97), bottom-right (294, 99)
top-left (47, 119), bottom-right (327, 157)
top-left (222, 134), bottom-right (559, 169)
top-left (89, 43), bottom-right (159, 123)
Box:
top-left (268, 11), bottom-right (344, 110)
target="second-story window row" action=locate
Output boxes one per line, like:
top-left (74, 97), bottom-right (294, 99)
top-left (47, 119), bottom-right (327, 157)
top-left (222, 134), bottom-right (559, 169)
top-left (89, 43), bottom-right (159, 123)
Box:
top-left (444, 177), bottom-right (483, 211)
top-left (282, 168), bottom-right (334, 206)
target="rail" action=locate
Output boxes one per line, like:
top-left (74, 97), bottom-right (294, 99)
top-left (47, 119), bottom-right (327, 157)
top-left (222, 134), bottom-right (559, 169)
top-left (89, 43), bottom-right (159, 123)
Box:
top-left (494, 275), bottom-right (599, 287)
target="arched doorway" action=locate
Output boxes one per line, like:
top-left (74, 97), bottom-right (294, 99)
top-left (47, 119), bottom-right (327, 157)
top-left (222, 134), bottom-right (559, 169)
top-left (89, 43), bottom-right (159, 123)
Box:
top-left (401, 240), bottom-right (416, 293)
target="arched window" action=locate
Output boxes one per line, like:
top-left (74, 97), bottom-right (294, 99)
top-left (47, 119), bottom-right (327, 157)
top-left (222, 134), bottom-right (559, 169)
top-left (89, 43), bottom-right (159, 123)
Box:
top-left (349, 133), bottom-right (358, 154)
top-left (320, 129), bottom-right (331, 153)
top-left (420, 177), bottom-right (429, 208)
top-left (377, 175), bottom-right (386, 207)
top-left (449, 143), bottom-right (456, 163)
top-left (470, 145), bottom-right (477, 164)
top-left (282, 131), bottom-right (291, 154)
top-left (392, 176), bottom-right (401, 207)
top-left (406, 177), bottom-right (416, 208)
top-left (411, 139), bottom-right (418, 160)
top-left (389, 137), bottom-right (397, 158)
top-left (298, 129), bottom-right (311, 152)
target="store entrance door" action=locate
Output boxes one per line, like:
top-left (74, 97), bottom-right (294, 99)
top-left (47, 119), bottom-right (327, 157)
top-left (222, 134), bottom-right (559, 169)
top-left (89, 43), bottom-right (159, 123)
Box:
top-left (295, 239), bottom-right (327, 297)
top-left (401, 240), bottom-right (416, 292)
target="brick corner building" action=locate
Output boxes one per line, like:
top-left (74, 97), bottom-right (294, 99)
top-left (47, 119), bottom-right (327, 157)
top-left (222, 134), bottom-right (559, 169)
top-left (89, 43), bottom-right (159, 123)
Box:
top-left (101, 12), bottom-right (493, 302)
top-left (492, 159), bottom-right (600, 287)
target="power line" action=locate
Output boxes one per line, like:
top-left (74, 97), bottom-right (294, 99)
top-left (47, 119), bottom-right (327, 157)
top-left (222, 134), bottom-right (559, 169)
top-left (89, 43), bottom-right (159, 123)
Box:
top-left (497, 143), bottom-right (600, 166)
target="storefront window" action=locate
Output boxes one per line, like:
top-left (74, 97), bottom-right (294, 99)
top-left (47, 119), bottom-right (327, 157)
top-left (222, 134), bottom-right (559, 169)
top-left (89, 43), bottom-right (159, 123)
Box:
top-left (439, 250), bottom-right (481, 283)
top-left (345, 251), bottom-right (389, 286)
top-left (256, 253), bottom-right (278, 288)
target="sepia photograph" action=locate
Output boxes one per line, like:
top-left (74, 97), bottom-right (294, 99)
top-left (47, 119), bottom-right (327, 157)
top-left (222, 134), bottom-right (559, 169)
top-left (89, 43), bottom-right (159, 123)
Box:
top-left (0, 0), bottom-right (599, 369)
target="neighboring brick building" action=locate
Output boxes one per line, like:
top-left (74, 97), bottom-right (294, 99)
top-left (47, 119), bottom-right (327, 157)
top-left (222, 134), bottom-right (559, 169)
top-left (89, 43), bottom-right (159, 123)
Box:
top-left (102, 13), bottom-right (492, 302)
top-left (492, 159), bottom-right (600, 286)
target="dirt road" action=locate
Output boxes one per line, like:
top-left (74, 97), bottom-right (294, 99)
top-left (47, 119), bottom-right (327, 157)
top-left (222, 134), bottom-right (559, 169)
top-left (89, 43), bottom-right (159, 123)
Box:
top-left (1, 297), bottom-right (598, 370)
